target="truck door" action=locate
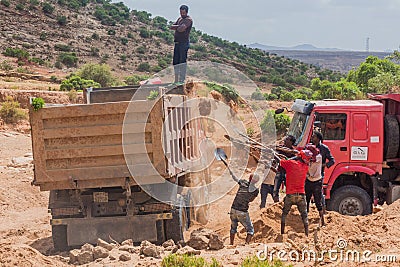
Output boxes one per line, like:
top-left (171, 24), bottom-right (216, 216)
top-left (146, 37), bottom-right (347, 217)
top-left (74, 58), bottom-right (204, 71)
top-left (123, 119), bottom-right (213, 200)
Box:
top-left (314, 112), bottom-right (349, 181)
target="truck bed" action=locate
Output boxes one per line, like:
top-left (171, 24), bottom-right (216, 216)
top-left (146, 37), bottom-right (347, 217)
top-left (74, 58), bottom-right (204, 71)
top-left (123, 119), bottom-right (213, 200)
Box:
top-left (30, 99), bottom-right (166, 191)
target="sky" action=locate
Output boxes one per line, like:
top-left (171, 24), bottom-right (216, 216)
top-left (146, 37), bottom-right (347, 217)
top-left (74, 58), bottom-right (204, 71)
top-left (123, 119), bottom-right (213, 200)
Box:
top-left (120, 0), bottom-right (400, 52)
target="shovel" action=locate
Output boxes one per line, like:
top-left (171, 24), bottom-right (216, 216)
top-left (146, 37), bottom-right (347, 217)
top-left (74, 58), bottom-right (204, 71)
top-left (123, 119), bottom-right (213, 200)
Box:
top-left (214, 148), bottom-right (228, 166)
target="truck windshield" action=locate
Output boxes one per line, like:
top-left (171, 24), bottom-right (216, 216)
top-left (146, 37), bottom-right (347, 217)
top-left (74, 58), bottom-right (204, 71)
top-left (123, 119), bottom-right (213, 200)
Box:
top-left (287, 112), bottom-right (309, 145)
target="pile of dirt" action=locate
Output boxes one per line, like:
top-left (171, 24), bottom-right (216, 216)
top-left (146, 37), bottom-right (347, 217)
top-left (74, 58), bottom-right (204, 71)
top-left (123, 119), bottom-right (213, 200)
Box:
top-left (250, 199), bottom-right (400, 253)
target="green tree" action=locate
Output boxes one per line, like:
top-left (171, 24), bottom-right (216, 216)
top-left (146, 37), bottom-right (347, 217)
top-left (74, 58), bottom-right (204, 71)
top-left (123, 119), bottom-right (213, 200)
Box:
top-left (76, 63), bottom-right (115, 87)
top-left (60, 75), bottom-right (100, 91)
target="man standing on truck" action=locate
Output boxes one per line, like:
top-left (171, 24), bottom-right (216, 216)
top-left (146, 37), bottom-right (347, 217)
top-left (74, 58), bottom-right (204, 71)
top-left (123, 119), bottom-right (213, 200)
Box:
top-left (279, 150), bottom-right (312, 236)
top-left (311, 131), bottom-right (335, 213)
top-left (273, 135), bottom-right (297, 202)
top-left (229, 172), bottom-right (260, 245)
top-left (170, 5), bottom-right (193, 83)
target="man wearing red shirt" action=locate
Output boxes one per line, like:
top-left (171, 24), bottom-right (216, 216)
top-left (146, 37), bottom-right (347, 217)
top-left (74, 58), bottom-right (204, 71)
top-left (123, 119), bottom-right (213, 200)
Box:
top-left (279, 150), bottom-right (312, 236)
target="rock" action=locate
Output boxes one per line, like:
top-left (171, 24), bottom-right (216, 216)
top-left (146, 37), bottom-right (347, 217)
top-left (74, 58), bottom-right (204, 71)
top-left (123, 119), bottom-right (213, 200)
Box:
top-left (140, 240), bottom-right (161, 258)
top-left (23, 152), bottom-right (33, 157)
top-left (190, 228), bottom-right (214, 239)
top-left (234, 249), bottom-right (239, 254)
top-left (119, 253), bottom-right (131, 261)
top-left (81, 243), bottom-right (94, 252)
top-left (162, 239), bottom-right (175, 248)
top-left (119, 245), bottom-right (138, 253)
top-left (176, 246), bottom-right (201, 256)
top-left (77, 250), bottom-right (94, 265)
top-left (121, 239), bottom-right (133, 246)
top-left (8, 156), bottom-right (33, 168)
top-left (208, 234), bottom-right (224, 250)
top-left (69, 249), bottom-right (80, 264)
top-left (97, 238), bottom-right (113, 251)
top-left (93, 246), bottom-right (109, 259)
top-left (187, 235), bottom-right (209, 250)
top-left (109, 255), bottom-right (116, 260)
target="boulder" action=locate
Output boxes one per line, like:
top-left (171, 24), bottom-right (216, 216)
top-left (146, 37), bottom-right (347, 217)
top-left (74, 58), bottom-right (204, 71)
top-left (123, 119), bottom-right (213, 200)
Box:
top-left (97, 238), bottom-right (113, 251)
top-left (162, 239), bottom-right (175, 248)
top-left (119, 252), bottom-right (131, 261)
top-left (93, 246), bottom-right (109, 259)
top-left (140, 240), bottom-right (161, 258)
top-left (208, 234), bottom-right (224, 250)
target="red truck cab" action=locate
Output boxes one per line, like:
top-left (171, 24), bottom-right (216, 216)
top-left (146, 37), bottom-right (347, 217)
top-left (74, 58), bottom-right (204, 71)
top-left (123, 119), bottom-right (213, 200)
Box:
top-left (287, 95), bottom-right (400, 215)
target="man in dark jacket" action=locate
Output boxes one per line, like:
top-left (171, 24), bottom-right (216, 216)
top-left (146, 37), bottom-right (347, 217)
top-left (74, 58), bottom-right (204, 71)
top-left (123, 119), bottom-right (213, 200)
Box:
top-left (170, 5), bottom-right (193, 83)
top-left (229, 172), bottom-right (259, 245)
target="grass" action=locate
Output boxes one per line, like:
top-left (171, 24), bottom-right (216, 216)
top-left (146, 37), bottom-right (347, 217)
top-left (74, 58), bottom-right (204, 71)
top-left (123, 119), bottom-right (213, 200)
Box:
top-left (161, 254), bottom-right (221, 267)
top-left (242, 256), bottom-right (293, 267)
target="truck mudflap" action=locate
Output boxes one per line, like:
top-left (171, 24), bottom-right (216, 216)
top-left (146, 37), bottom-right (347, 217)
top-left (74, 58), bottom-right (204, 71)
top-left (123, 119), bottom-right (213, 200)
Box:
top-left (51, 213), bottom-right (172, 247)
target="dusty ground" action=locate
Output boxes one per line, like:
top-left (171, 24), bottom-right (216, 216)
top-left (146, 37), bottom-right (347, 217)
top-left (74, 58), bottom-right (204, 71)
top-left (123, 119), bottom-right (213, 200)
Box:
top-left (0, 130), bottom-right (400, 266)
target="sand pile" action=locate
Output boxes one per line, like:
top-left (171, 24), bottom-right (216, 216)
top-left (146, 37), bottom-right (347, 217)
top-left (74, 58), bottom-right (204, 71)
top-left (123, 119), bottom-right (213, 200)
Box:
top-left (249, 199), bottom-right (400, 253)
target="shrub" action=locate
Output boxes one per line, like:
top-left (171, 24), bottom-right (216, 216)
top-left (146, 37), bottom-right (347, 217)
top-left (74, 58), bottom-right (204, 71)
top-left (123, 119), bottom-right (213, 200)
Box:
top-left (204, 82), bottom-right (239, 102)
top-left (279, 91), bottom-right (294, 101)
top-left (107, 29), bottom-right (116, 35)
top-left (16, 3), bottom-right (24, 11)
top-left (251, 89), bottom-right (266, 100)
top-left (57, 15), bottom-right (68, 26)
top-left (260, 110), bottom-right (291, 136)
top-left (40, 32), bottom-right (47, 41)
top-left (139, 28), bottom-right (150, 38)
top-left (120, 37), bottom-right (128, 45)
top-left (60, 75), bottom-right (100, 91)
top-left (125, 74), bottom-right (150, 85)
top-left (266, 93), bottom-right (278, 100)
top-left (137, 62), bottom-right (151, 72)
top-left (54, 43), bottom-right (71, 52)
top-left (1, 0), bottom-right (10, 7)
top-left (0, 60), bottom-right (13, 71)
top-left (42, 2), bottom-right (54, 14)
top-left (161, 254), bottom-right (220, 267)
top-left (242, 256), bottom-right (288, 267)
top-left (31, 97), bottom-right (45, 111)
top-left (3, 47), bottom-right (30, 60)
top-left (147, 90), bottom-right (159, 100)
top-left (0, 97), bottom-right (27, 123)
top-left (76, 63), bottom-right (114, 87)
top-left (58, 52), bottom-right (78, 67)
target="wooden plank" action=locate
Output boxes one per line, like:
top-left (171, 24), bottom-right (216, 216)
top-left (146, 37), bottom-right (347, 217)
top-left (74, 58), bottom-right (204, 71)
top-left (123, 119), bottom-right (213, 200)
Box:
top-left (41, 100), bottom-right (155, 119)
top-left (29, 108), bottom-right (47, 186)
top-left (45, 164), bottom-right (163, 182)
top-left (44, 133), bottom-right (151, 150)
top-left (45, 144), bottom-right (153, 160)
top-left (42, 123), bottom-right (149, 139)
top-left (150, 99), bottom-right (166, 175)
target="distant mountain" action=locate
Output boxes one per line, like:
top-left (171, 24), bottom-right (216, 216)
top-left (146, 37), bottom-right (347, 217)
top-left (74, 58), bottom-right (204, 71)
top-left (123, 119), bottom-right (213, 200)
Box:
top-left (249, 43), bottom-right (343, 52)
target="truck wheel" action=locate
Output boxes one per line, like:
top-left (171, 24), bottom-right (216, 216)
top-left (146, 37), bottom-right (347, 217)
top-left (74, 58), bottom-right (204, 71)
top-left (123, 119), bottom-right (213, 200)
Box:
top-left (164, 197), bottom-right (187, 243)
top-left (330, 185), bottom-right (372, 216)
top-left (52, 225), bottom-right (68, 251)
top-left (384, 115), bottom-right (399, 159)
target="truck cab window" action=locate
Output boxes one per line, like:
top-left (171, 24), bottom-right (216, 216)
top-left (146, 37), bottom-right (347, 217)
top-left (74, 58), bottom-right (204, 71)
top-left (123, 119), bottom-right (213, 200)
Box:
top-left (316, 113), bottom-right (347, 140)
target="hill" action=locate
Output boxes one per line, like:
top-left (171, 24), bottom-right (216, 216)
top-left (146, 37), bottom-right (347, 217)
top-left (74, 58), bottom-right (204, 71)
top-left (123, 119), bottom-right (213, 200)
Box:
top-left (0, 0), bottom-right (342, 90)
top-left (249, 43), bottom-right (342, 52)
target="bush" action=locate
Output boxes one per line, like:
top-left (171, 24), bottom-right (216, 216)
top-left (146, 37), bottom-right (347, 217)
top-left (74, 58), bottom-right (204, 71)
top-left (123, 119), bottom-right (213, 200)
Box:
top-left (279, 91), bottom-right (294, 101)
top-left (54, 43), bottom-right (71, 52)
top-left (125, 74), bottom-right (150, 85)
top-left (204, 82), bottom-right (239, 102)
top-left (42, 2), bottom-right (54, 14)
top-left (251, 89), bottom-right (266, 100)
top-left (147, 90), bottom-right (159, 100)
top-left (3, 47), bottom-right (30, 60)
top-left (76, 63), bottom-right (114, 87)
top-left (161, 254), bottom-right (221, 267)
top-left (0, 60), bottom-right (13, 71)
top-left (57, 15), bottom-right (68, 26)
top-left (60, 75), bottom-right (100, 91)
top-left (31, 97), bottom-right (45, 111)
top-left (137, 62), bottom-right (151, 72)
top-left (139, 28), bottom-right (151, 38)
top-left (1, 0), bottom-right (10, 7)
top-left (58, 52), bottom-right (78, 67)
top-left (242, 256), bottom-right (288, 267)
top-left (16, 3), bottom-right (25, 11)
top-left (0, 97), bottom-right (27, 123)
top-left (260, 110), bottom-right (291, 136)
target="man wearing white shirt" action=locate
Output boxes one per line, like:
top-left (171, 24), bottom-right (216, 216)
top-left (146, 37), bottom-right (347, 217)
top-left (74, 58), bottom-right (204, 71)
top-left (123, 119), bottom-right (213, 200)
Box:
top-left (304, 144), bottom-right (325, 226)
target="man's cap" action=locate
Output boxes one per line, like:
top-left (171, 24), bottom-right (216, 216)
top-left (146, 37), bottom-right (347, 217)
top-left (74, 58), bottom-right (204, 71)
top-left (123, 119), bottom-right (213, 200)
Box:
top-left (299, 149), bottom-right (313, 164)
top-left (305, 144), bottom-right (319, 162)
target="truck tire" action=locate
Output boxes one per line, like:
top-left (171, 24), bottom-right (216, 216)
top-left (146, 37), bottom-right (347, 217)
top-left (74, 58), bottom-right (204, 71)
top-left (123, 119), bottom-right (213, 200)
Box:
top-left (330, 185), bottom-right (372, 216)
top-left (384, 115), bottom-right (399, 159)
top-left (52, 225), bottom-right (68, 251)
top-left (164, 197), bottom-right (187, 243)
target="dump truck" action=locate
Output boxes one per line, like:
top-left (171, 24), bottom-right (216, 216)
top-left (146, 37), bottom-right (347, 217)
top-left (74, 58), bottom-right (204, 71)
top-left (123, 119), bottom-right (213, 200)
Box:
top-left (29, 84), bottom-right (211, 250)
top-left (287, 94), bottom-right (400, 216)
